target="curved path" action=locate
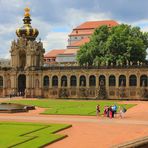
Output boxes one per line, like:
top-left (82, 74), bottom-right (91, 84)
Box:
top-left (0, 99), bottom-right (148, 148)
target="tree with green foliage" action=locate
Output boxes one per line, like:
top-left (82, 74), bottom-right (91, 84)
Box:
top-left (77, 24), bottom-right (148, 66)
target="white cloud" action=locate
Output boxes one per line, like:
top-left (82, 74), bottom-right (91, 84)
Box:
top-left (0, 0), bottom-right (24, 7)
top-left (0, 38), bottom-right (11, 59)
top-left (31, 17), bottom-right (53, 39)
top-left (1, 0), bottom-right (148, 59)
top-left (43, 32), bottom-right (68, 53)
top-left (41, 8), bottom-right (111, 53)
top-left (65, 8), bottom-right (111, 29)
top-left (129, 19), bottom-right (148, 32)
top-left (0, 21), bottom-right (19, 59)
top-left (141, 27), bottom-right (148, 32)
top-left (0, 25), bottom-right (15, 35)
top-left (41, 9), bottom-right (111, 53)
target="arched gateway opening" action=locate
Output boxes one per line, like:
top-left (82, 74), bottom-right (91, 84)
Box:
top-left (18, 74), bottom-right (26, 94)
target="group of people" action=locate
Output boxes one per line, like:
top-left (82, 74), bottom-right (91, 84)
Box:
top-left (96, 104), bottom-right (127, 118)
top-left (10, 91), bottom-right (25, 98)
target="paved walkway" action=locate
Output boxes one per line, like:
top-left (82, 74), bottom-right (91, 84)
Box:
top-left (0, 115), bottom-right (148, 125)
top-left (0, 99), bottom-right (148, 148)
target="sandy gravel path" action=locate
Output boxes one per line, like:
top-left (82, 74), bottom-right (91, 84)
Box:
top-left (0, 99), bottom-right (147, 148)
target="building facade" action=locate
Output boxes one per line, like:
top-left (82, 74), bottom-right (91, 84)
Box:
top-left (68, 20), bottom-right (118, 48)
top-left (44, 20), bottom-right (118, 64)
top-left (0, 8), bottom-right (147, 100)
top-left (37, 66), bottom-right (148, 100)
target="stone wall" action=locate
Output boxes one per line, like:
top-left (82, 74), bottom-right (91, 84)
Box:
top-left (0, 66), bottom-right (147, 100)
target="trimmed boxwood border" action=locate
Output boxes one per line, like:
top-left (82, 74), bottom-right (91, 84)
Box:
top-left (3, 123), bottom-right (72, 148)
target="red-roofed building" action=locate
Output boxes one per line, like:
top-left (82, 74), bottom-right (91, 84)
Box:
top-left (44, 49), bottom-right (65, 64)
top-left (56, 49), bottom-right (79, 63)
top-left (67, 37), bottom-right (90, 49)
top-left (74, 20), bottom-right (118, 30)
top-left (68, 20), bottom-right (118, 48)
top-left (44, 20), bottom-right (119, 65)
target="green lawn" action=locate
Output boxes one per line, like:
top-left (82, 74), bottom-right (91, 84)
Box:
top-left (0, 122), bottom-right (71, 148)
top-left (7, 99), bottom-right (136, 116)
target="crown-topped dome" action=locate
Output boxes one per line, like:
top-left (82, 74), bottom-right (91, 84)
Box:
top-left (16, 7), bottom-right (39, 41)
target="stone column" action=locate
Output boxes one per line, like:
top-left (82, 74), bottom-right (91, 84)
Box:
top-left (116, 75), bottom-right (119, 98)
top-left (76, 75), bottom-right (80, 97)
top-left (116, 75), bottom-right (119, 88)
top-left (86, 75), bottom-right (89, 88)
top-left (49, 75), bottom-right (52, 88)
top-left (58, 76), bottom-right (61, 88)
top-left (31, 74), bottom-right (34, 97)
top-left (39, 73), bottom-right (43, 88)
top-left (32, 74), bottom-right (34, 89)
top-left (39, 73), bottom-right (42, 89)
top-left (77, 75), bottom-right (79, 88)
top-left (137, 73), bottom-right (140, 88)
top-left (26, 54), bottom-right (30, 68)
top-left (67, 75), bottom-right (70, 88)
top-left (95, 74), bottom-right (99, 98)
top-left (16, 54), bottom-right (19, 67)
top-left (11, 73), bottom-right (16, 89)
top-left (106, 74), bottom-right (109, 90)
top-left (136, 72), bottom-right (140, 98)
top-left (2, 74), bottom-right (6, 97)
top-left (126, 74), bottom-right (129, 88)
top-left (10, 73), bottom-right (17, 95)
top-left (105, 74), bottom-right (109, 99)
top-left (126, 74), bottom-right (129, 98)
top-left (96, 74), bottom-right (99, 89)
top-left (26, 74), bottom-right (30, 89)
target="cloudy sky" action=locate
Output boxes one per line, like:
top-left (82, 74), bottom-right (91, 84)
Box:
top-left (0, 0), bottom-right (148, 58)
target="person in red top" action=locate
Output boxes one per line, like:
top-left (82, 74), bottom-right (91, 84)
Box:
top-left (109, 106), bottom-right (113, 118)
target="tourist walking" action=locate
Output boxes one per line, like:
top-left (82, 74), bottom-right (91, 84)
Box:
top-left (119, 106), bottom-right (127, 118)
top-left (112, 104), bottom-right (118, 118)
top-left (106, 106), bottom-right (109, 117)
top-left (96, 104), bottom-right (100, 117)
top-left (109, 106), bottom-right (113, 118)
top-left (104, 106), bottom-right (107, 117)
top-left (114, 104), bottom-right (118, 114)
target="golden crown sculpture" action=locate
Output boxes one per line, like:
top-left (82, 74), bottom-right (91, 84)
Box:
top-left (16, 7), bottom-right (39, 41)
